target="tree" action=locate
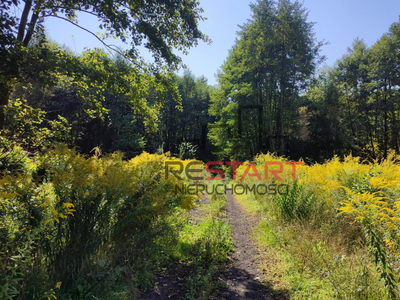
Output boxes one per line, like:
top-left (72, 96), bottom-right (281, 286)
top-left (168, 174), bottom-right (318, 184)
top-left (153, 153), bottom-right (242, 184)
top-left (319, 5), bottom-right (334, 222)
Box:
top-left (304, 68), bottom-right (350, 161)
top-left (9, 43), bottom-right (181, 156)
top-left (157, 69), bottom-right (214, 159)
top-left (335, 39), bottom-right (371, 155)
top-left (368, 23), bottom-right (400, 157)
top-left (209, 0), bottom-right (323, 160)
top-left (0, 0), bottom-right (209, 128)
top-left (304, 19), bottom-right (400, 160)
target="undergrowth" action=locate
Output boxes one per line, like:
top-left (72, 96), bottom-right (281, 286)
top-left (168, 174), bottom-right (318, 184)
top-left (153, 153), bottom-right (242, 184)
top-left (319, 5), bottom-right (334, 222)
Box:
top-left (0, 145), bottom-right (233, 299)
top-left (235, 153), bottom-right (400, 299)
top-left (0, 144), bottom-right (200, 299)
top-left (181, 193), bottom-right (233, 299)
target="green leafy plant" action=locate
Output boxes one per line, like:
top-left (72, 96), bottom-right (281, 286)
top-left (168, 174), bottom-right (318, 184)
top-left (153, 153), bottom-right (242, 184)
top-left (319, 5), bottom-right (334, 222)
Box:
top-left (274, 180), bottom-right (315, 221)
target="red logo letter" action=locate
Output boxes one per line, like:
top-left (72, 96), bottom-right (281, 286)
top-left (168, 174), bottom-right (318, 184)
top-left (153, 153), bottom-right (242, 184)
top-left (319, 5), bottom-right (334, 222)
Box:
top-left (226, 161), bottom-right (244, 180)
top-left (285, 161), bottom-right (304, 180)
top-left (265, 162), bottom-right (283, 180)
top-left (206, 161), bottom-right (224, 180)
top-left (240, 162), bottom-right (262, 181)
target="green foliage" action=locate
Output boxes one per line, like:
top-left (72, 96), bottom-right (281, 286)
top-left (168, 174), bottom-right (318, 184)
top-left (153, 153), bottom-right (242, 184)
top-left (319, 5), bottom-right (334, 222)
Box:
top-left (0, 145), bottom-right (200, 298)
top-left (157, 70), bottom-right (214, 159)
top-left (364, 223), bottom-right (397, 299)
top-left (209, 0), bottom-right (323, 160)
top-left (0, 146), bottom-right (32, 175)
top-left (177, 141), bottom-right (198, 159)
top-left (0, 98), bottom-right (72, 153)
top-left (305, 20), bottom-right (400, 161)
top-left (0, 0), bottom-right (209, 132)
top-left (177, 193), bottom-right (233, 299)
top-left (274, 180), bottom-right (315, 221)
top-left (10, 43), bottom-right (179, 155)
top-left (9, 41), bottom-right (216, 158)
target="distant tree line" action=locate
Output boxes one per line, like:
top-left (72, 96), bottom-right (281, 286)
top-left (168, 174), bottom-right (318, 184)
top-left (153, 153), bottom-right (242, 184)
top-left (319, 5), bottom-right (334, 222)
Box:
top-left (305, 24), bottom-right (400, 161)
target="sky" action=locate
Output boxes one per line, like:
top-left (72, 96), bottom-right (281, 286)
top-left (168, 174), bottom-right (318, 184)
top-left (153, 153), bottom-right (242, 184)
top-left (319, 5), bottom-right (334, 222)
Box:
top-left (44, 0), bottom-right (400, 86)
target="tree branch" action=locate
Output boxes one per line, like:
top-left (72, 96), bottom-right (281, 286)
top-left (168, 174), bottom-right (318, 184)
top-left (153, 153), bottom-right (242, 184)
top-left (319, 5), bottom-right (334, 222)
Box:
top-left (45, 6), bottom-right (100, 18)
top-left (46, 15), bottom-right (148, 71)
top-left (48, 15), bottom-right (124, 55)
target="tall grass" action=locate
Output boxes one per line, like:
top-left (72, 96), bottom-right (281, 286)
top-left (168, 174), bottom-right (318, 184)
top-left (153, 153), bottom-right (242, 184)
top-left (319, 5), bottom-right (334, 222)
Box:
top-left (178, 193), bottom-right (233, 299)
top-left (235, 153), bottom-right (400, 299)
top-left (274, 180), bottom-right (316, 221)
top-left (0, 144), bottom-right (200, 299)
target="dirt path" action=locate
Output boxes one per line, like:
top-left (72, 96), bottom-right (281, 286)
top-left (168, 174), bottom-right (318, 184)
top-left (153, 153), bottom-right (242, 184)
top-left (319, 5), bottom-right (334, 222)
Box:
top-left (141, 192), bottom-right (279, 300)
top-left (217, 191), bottom-right (276, 300)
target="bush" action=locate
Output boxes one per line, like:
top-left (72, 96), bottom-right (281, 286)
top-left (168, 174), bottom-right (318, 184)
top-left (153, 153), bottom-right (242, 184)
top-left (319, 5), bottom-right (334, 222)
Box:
top-left (274, 180), bottom-right (316, 221)
top-left (235, 153), bottom-right (400, 298)
top-left (0, 144), bottom-right (200, 298)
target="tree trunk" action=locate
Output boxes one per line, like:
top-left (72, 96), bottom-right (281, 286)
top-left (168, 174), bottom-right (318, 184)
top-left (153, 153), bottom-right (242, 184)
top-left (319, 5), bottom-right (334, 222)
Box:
top-left (278, 84), bottom-right (284, 156)
top-left (17, 0), bottom-right (33, 42)
top-left (383, 80), bottom-right (388, 158)
top-left (388, 83), bottom-right (399, 153)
